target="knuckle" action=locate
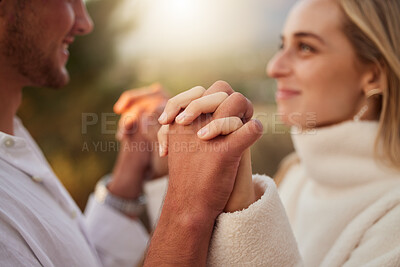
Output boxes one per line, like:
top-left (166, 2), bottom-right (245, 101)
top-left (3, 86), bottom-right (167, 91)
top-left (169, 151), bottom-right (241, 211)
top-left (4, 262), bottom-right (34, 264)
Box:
top-left (165, 98), bottom-right (176, 109)
top-left (210, 80), bottom-right (234, 94)
top-left (229, 93), bottom-right (249, 117)
top-left (230, 92), bottom-right (247, 105)
top-left (214, 80), bottom-right (231, 88)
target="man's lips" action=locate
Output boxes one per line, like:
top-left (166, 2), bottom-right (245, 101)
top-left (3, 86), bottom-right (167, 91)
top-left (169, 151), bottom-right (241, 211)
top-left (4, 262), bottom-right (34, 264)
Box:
top-left (63, 37), bottom-right (75, 45)
top-left (61, 37), bottom-right (74, 59)
top-left (275, 88), bottom-right (301, 100)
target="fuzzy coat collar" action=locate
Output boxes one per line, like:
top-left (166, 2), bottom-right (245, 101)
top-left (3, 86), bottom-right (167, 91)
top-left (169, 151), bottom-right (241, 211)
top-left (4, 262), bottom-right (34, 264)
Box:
top-left (291, 120), bottom-right (400, 187)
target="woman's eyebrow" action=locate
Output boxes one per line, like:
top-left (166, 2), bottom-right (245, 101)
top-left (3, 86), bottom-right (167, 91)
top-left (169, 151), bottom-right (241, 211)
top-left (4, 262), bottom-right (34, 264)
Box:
top-left (280, 32), bottom-right (326, 45)
top-left (293, 32), bottom-right (326, 44)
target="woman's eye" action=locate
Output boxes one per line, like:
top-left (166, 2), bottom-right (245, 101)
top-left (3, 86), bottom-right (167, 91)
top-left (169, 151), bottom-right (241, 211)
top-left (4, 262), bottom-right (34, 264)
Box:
top-left (299, 43), bottom-right (315, 53)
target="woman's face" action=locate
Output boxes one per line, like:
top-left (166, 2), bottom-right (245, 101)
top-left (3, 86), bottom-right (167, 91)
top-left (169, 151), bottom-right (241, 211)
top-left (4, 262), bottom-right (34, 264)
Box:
top-left (267, 0), bottom-right (370, 128)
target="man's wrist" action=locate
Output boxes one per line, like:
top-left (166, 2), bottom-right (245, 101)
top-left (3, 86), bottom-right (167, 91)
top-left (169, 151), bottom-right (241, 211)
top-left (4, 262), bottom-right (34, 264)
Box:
top-left (95, 175), bottom-right (147, 217)
top-left (144, 196), bottom-right (215, 266)
top-left (162, 193), bottom-right (217, 229)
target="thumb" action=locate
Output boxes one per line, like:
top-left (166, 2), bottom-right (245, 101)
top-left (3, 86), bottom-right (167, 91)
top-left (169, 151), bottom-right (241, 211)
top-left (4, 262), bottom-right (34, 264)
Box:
top-left (226, 119), bottom-right (263, 153)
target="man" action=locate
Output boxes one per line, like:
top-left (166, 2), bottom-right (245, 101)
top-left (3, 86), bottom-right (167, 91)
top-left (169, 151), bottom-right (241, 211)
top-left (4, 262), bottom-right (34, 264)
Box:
top-left (0, 1), bottom-right (268, 266)
top-left (0, 0), bottom-right (156, 266)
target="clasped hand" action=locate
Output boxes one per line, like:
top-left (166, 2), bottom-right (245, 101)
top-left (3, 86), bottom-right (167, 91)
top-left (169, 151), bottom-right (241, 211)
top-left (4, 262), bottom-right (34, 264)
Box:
top-left (158, 81), bottom-right (263, 219)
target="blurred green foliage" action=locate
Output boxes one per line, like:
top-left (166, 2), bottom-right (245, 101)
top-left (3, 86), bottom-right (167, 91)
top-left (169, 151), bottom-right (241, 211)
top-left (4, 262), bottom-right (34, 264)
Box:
top-left (17, 0), bottom-right (293, 210)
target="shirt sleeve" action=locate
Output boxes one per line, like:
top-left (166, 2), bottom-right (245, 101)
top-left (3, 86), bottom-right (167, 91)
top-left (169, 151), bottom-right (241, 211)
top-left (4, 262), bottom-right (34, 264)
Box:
top-left (84, 195), bottom-right (150, 267)
top-left (207, 174), bottom-right (303, 267)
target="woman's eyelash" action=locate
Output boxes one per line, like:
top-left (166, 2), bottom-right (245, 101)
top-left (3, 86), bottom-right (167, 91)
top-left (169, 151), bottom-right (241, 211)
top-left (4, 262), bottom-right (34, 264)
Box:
top-left (278, 42), bottom-right (316, 53)
top-left (298, 43), bottom-right (316, 53)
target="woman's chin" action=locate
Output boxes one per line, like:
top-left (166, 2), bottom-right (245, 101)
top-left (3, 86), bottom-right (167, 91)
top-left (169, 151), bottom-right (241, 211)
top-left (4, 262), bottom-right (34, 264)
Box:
top-left (275, 107), bottom-right (310, 129)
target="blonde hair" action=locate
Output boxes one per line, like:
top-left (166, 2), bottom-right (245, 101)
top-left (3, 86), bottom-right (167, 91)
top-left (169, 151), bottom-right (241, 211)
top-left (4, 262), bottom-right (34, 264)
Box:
top-left (339, 0), bottom-right (400, 169)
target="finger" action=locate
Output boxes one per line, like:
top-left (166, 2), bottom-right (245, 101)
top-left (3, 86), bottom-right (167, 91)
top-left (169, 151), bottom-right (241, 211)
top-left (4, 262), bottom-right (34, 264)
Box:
top-left (197, 117), bottom-right (243, 140)
top-left (116, 97), bottom-right (166, 138)
top-left (158, 86), bottom-right (206, 124)
top-left (175, 92), bottom-right (229, 125)
top-left (118, 104), bottom-right (142, 130)
top-left (114, 90), bottom-right (165, 115)
top-left (117, 112), bottom-right (140, 141)
top-left (203, 80), bottom-right (235, 96)
top-left (213, 92), bottom-right (254, 122)
top-left (140, 110), bottom-right (162, 142)
top-left (157, 124), bottom-right (169, 157)
top-left (114, 83), bottom-right (163, 114)
top-left (226, 119), bottom-right (263, 152)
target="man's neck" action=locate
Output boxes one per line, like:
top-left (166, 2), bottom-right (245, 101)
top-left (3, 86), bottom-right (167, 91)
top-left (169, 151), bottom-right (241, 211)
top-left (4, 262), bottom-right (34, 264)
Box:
top-left (0, 60), bottom-right (28, 135)
top-left (0, 81), bottom-right (23, 136)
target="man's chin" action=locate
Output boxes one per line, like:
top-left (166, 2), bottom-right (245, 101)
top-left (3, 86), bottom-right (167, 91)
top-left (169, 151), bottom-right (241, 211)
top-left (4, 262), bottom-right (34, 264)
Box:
top-left (36, 69), bottom-right (70, 89)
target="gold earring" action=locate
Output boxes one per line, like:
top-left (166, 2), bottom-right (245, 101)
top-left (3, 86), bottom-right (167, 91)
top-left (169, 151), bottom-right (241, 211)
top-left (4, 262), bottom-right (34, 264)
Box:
top-left (353, 89), bottom-right (382, 122)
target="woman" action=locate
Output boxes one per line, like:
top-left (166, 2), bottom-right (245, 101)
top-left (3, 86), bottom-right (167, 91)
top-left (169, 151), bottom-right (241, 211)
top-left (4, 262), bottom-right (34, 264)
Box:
top-left (156, 0), bottom-right (400, 265)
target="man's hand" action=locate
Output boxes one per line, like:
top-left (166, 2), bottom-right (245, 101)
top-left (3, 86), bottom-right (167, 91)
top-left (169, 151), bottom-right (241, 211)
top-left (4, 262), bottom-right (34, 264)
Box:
top-left (108, 83), bottom-right (168, 202)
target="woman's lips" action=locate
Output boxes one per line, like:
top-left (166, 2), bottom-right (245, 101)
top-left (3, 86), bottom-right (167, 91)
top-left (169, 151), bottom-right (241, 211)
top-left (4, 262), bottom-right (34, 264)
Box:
top-left (275, 88), bottom-right (301, 100)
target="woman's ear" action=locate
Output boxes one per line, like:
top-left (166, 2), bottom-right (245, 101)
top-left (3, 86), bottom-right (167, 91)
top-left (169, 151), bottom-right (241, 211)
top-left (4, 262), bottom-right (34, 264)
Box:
top-left (361, 61), bottom-right (387, 96)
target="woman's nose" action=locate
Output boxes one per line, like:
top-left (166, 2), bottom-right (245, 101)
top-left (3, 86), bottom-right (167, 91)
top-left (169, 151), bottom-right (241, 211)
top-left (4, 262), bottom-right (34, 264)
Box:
top-left (266, 50), bottom-right (292, 78)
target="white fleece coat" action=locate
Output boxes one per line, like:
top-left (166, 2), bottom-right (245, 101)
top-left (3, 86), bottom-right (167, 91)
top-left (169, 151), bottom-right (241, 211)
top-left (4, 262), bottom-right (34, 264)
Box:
top-left (207, 121), bottom-right (400, 267)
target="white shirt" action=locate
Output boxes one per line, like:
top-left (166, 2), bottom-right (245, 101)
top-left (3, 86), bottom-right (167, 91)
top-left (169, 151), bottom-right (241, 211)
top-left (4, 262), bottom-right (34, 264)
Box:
top-left (0, 117), bottom-right (149, 267)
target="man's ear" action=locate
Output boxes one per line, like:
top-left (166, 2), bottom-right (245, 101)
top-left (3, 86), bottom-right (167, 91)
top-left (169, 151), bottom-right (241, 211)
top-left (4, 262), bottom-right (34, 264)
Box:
top-left (360, 61), bottom-right (387, 96)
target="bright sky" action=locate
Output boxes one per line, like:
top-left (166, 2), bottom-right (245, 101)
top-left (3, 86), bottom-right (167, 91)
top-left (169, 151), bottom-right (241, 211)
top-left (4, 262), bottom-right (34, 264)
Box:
top-left (113, 0), bottom-right (296, 62)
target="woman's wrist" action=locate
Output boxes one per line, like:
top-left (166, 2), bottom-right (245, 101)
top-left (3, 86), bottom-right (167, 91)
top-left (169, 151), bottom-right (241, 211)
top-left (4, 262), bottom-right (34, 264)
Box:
top-left (224, 149), bottom-right (256, 212)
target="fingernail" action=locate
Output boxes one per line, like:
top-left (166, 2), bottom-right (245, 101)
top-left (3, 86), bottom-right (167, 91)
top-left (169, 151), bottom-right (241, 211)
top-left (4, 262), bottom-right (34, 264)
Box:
top-left (176, 111), bottom-right (186, 123)
top-left (253, 119), bottom-right (263, 132)
top-left (158, 112), bottom-right (167, 123)
top-left (197, 127), bottom-right (208, 138)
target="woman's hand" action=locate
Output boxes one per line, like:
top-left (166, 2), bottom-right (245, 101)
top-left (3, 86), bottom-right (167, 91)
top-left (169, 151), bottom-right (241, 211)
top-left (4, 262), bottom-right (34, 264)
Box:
top-left (158, 81), bottom-right (260, 212)
top-left (108, 83), bottom-right (169, 200)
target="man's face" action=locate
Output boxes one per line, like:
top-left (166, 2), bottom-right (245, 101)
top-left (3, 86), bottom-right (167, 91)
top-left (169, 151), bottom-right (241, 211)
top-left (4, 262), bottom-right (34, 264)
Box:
top-left (1, 0), bottom-right (93, 88)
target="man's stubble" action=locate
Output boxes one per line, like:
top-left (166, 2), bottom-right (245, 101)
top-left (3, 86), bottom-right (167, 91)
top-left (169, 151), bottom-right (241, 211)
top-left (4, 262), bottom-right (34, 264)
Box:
top-left (1, 8), bottom-right (69, 89)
